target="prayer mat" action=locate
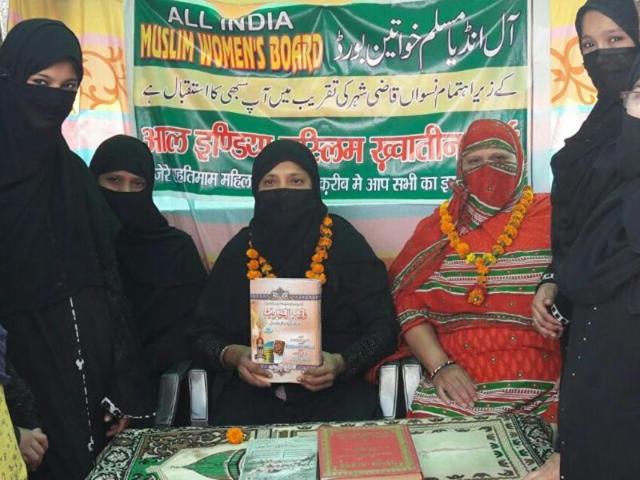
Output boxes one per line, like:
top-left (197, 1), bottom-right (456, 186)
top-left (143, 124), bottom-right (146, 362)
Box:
top-left (88, 414), bottom-right (553, 480)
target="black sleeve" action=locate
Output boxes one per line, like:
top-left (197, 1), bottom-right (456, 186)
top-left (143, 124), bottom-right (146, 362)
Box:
top-left (331, 218), bottom-right (399, 380)
top-left (190, 231), bottom-right (250, 372)
top-left (5, 362), bottom-right (41, 430)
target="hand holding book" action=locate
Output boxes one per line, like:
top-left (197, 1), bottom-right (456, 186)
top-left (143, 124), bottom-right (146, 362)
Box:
top-left (222, 345), bottom-right (272, 388)
top-left (298, 352), bottom-right (345, 391)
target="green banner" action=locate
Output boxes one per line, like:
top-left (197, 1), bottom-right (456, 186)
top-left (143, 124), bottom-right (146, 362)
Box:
top-left (131, 0), bottom-right (529, 200)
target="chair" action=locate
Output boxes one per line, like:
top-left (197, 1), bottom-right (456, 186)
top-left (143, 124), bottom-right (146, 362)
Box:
top-left (154, 361), bottom-right (209, 427)
top-left (378, 358), bottom-right (423, 419)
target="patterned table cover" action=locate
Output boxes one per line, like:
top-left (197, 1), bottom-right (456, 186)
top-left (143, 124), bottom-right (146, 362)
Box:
top-left (88, 414), bottom-right (553, 480)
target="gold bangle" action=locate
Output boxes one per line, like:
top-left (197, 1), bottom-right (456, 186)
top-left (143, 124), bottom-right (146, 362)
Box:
top-left (430, 360), bottom-right (456, 381)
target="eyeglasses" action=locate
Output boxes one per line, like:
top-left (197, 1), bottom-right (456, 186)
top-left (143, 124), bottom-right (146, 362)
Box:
top-left (620, 90), bottom-right (640, 107)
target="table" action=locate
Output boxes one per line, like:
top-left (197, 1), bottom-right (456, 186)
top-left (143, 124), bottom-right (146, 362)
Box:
top-left (88, 414), bottom-right (553, 480)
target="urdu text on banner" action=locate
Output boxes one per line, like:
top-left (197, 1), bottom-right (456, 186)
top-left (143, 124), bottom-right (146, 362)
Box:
top-left (131, 0), bottom-right (530, 201)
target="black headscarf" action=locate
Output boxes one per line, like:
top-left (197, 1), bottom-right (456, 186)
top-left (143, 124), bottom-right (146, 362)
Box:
top-left (90, 135), bottom-right (206, 288)
top-left (249, 139), bottom-right (328, 278)
top-left (192, 141), bottom-right (398, 392)
top-left (557, 54), bottom-right (640, 305)
top-left (0, 19), bottom-right (120, 316)
top-left (551, 0), bottom-right (640, 266)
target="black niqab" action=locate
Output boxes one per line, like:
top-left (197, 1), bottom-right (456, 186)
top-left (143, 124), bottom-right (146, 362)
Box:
top-left (0, 19), bottom-right (119, 316)
top-left (90, 135), bottom-right (206, 288)
top-left (249, 139), bottom-right (328, 278)
top-left (551, 0), bottom-right (640, 266)
top-left (557, 53), bottom-right (640, 304)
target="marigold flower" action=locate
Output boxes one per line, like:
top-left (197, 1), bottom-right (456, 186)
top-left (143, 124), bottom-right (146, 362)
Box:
top-left (476, 264), bottom-right (490, 275)
top-left (305, 270), bottom-right (315, 279)
top-left (226, 427), bottom-right (244, 444)
top-left (513, 204), bottom-right (527, 215)
top-left (267, 273), bottom-right (276, 278)
top-left (260, 264), bottom-right (273, 274)
top-left (504, 225), bottom-right (518, 237)
top-left (497, 234), bottom-right (513, 247)
top-left (246, 260), bottom-right (260, 270)
top-left (312, 252), bottom-right (326, 263)
top-left (317, 273), bottom-right (327, 284)
top-left (318, 237), bottom-right (333, 248)
top-left (311, 263), bottom-right (325, 274)
top-left (441, 222), bottom-right (455, 234)
top-left (509, 218), bottom-right (523, 229)
top-left (477, 275), bottom-right (489, 284)
top-left (246, 248), bottom-right (259, 259)
top-left (465, 253), bottom-right (476, 264)
top-left (483, 253), bottom-right (497, 265)
top-left (258, 256), bottom-right (267, 265)
top-left (455, 242), bottom-right (470, 258)
top-left (320, 226), bottom-right (333, 237)
top-left (247, 270), bottom-right (262, 280)
top-left (492, 244), bottom-right (505, 256)
top-left (322, 216), bottom-right (333, 227)
top-left (468, 287), bottom-right (486, 306)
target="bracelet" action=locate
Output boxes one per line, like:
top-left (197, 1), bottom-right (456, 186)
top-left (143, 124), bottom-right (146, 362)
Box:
top-left (430, 360), bottom-right (456, 381)
top-left (219, 345), bottom-right (232, 369)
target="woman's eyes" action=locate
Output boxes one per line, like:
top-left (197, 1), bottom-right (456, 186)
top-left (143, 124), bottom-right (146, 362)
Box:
top-left (133, 180), bottom-right (147, 188)
top-left (107, 176), bottom-right (121, 184)
top-left (31, 78), bottom-right (49, 86)
top-left (62, 82), bottom-right (79, 91)
top-left (581, 40), bottom-right (594, 51)
top-left (609, 35), bottom-right (623, 44)
top-left (291, 177), bottom-right (305, 184)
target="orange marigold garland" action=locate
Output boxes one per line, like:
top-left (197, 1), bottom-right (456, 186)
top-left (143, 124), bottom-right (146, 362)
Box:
top-left (226, 427), bottom-right (244, 444)
top-left (246, 215), bottom-right (333, 284)
top-left (439, 186), bottom-right (534, 306)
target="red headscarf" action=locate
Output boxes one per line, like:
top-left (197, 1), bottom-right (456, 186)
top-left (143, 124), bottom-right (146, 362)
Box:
top-left (389, 119), bottom-right (525, 297)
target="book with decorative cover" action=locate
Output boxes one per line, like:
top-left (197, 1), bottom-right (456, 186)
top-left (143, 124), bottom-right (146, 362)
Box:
top-left (318, 425), bottom-right (422, 480)
top-left (239, 436), bottom-right (317, 480)
top-left (249, 278), bottom-right (322, 383)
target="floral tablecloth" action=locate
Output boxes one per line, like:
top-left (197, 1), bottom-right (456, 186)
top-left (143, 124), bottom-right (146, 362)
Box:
top-left (88, 414), bottom-right (553, 480)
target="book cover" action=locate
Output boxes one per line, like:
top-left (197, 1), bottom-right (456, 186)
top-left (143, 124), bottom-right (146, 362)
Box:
top-left (239, 436), bottom-right (317, 480)
top-left (249, 278), bottom-right (322, 383)
top-left (318, 425), bottom-right (422, 480)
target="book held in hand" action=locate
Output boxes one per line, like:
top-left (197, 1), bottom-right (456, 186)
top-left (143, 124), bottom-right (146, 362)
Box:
top-left (318, 425), bottom-right (422, 480)
top-left (250, 278), bottom-right (322, 383)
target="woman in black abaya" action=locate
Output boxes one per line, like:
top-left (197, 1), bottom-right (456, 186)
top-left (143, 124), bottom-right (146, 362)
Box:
top-left (542, 56), bottom-right (640, 480)
top-left (192, 139), bottom-right (398, 425)
top-left (0, 20), bottom-right (152, 479)
top-left (90, 135), bottom-right (207, 377)
top-left (532, 0), bottom-right (640, 337)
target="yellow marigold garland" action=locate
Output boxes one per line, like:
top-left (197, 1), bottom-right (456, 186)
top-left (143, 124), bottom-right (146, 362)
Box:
top-left (246, 215), bottom-right (333, 284)
top-left (439, 186), bottom-right (534, 306)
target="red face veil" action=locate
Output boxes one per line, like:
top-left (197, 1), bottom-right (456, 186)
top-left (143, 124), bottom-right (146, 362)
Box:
top-left (456, 119), bottom-right (525, 222)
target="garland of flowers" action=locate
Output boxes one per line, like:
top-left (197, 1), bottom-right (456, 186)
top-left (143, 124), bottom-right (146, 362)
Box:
top-left (246, 215), bottom-right (334, 284)
top-left (439, 186), bottom-right (534, 306)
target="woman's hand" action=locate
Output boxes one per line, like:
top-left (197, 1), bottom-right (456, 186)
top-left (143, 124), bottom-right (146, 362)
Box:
top-left (104, 415), bottom-right (130, 438)
top-left (523, 453), bottom-right (560, 480)
top-left (18, 427), bottom-right (48, 471)
top-left (224, 345), bottom-right (272, 387)
top-left (531, 283), bottom-right (564, 339)
top-left (299, 352), bottom-right (345, 392)
top-left (432, 363), bottom-right (477, 409)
